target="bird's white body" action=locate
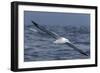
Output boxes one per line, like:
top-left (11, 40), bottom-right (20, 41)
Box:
top-left (54, 37), bottom-right (70, 44)
top-left (32, 20), bottom-right (88, 56)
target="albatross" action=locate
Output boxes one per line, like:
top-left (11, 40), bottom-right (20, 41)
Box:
top-left (31, 20), bottom-right (88, 56)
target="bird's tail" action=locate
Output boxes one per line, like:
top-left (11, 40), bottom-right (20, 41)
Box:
top-left (66, 42), bottom-right (88, 56)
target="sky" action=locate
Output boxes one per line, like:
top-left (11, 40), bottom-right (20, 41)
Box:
top-left (24, 11), bottom-right (90, 27)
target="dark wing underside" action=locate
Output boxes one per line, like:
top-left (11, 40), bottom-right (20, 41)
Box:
top-left (32, 20), bottom-right (60, 39)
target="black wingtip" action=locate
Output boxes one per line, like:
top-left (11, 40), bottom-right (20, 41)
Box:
top-left (31, 20), bottom-right (37, 25)
top-left (66, 42), bottom-right (88, 56)
top-left (82, 52), bottom-right (88, 56)
top-left (31, 20), bottom-right (34, 23)
top-left (31, 20), bottom-right (39, 27)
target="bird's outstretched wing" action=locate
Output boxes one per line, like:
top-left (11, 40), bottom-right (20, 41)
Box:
top-left (32, 20), bottom-right (60, 39)
top-left (31, 20), bottom-right (88, 56)
top-left (66, 42), bottom-right (88, 56)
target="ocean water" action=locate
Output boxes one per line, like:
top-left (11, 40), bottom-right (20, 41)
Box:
top-left (24, 24), bottom-right (90, 62)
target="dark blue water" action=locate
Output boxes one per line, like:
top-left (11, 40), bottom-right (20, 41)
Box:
top-left (24, 24), bottom-right (90, 62)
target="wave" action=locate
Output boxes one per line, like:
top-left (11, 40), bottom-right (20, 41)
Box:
top-left (24, 24), bottom-right (90, 62)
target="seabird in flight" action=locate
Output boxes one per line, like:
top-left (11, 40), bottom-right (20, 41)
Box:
top-left (31, 20), bottom-right (88, 56)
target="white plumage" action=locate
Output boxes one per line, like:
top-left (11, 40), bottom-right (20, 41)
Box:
top-left (31, 20), bottom-right (88, 56)
top-left (54, 37), bottom-right (70, 44)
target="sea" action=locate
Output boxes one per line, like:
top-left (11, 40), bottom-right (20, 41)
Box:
top-left (24, 24), bottom-right (90, 62)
